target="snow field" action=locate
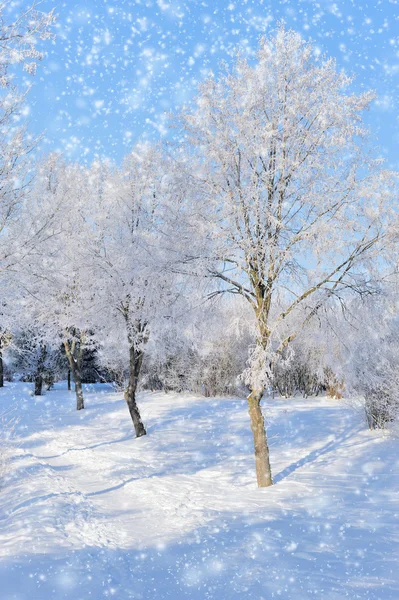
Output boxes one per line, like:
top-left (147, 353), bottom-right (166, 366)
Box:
top-left (0, 383), bottom-right (398, 599)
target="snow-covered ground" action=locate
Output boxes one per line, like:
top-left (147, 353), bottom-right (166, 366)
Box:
top-left (0, 383), bottom-right (398, 600)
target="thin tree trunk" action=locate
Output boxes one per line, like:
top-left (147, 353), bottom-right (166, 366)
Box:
top-left (67, 369), bottom-right (71, 391)
top-left (0, 352), bottom-right (3, 388)
top-left (247, 390), bottom-right (273, 487)
top-left (34, 374), bottom-right (43, 396)
top-left (125, 345), bottom-right (146, 438)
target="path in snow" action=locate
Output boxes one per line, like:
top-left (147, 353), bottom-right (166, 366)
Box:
top-left (0, 383), bottom-right (398, 599)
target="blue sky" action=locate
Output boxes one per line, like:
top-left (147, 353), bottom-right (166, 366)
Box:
top-left (7, 0), bottom-right (399, 166)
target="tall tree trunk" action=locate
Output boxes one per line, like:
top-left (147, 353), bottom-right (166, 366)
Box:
top-left (34, 374), bottom-right (43, 396)
top-left (248, 389), bottom-right (273, 487)
top-left (125, 345), bottom-right (146, 438)
top-left (67, 369), bottom-right (71, 391)
top-left (0, 351), bottom-right (3, 388)
top-left (74, 375), bottom-right (84, 411)
top-left (64, 339), bottom-right (84, 410)
top-left (34, 344), bottom-right (47, 396)
top-left (248, 292), bottom-right (274, 488)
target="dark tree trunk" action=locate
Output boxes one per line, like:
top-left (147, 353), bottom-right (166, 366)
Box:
top-left (125, 345), bottom-right (146, 438)
top-left (67, 369), bottom-right (71, 391)
top-left (64, 340), bottom-right (84, 411)
top-left (34, 345), bottom-right (47, 396)
top-left (247, 390), bottom-right (273, 487)
top-left (34, 374), bottom-right (43, 396)
top-left (74, 374), bottom-right (84, 411)
top-left (0, 352), bottom-right (3, 388)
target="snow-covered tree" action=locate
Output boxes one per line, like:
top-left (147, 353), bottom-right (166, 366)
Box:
top-left (8, 325), bottom-right (60, 395)
top-left (0, 2), bottom-right (55, 85)
top-left (15, 154), bottom-right (95, 409)
top-left (87, 144), bottom-right (184, 437)
top-left (177, 26), bottom-right (398, 486)
top-left (0, 3), bottom-right (55, 293)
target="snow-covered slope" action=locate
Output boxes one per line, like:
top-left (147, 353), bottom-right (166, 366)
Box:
top-left (0, 383), bottom-right (398, 599)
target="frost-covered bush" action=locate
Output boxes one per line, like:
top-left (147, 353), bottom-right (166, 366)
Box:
top-left (344, 294), bottom-right (399, 430)
top-left (141, 329), bottom-right (250, 397)
top-left (352, 340), bottom-right (399, 430)
top-left (266, 309), bottom-right (346, 399)
top-left (271, 345), bottom-right (325, 398)
top-left (140, 298), bottom-right (253, 397)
